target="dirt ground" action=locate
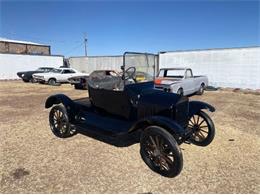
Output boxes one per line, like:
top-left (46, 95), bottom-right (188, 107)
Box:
top-left (0, 81), bottom-right (259, 193)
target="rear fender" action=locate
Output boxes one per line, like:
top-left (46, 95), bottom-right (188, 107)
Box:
top-left (45, 94), bottom-right (78, 120)
top-left (129, 116), bottom-right (186, 143)
top-left (189, 101), bottom-right (215, 117)
top-left (45, 94), bottom-right (74, 108)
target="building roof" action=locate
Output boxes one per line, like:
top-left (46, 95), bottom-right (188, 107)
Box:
top-left (0, 37), bottom-right (49, 46)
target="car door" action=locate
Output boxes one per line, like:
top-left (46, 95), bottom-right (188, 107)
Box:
top-left (183, 69), bottom-right (194, 95)
top-left (60, 69), bottom-right (74, 82)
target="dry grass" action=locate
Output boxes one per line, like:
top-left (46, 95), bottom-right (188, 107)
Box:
top-left (0, 81), bottom-right (259, 193)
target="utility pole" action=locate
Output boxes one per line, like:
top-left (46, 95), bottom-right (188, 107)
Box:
top-left (84, 34), bottom-right (87, 56)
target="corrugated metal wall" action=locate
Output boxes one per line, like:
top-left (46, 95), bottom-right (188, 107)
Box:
top-left (0, 53), bottom-right (63, 79)
top-left (69, 55), bottom-right (158, 76)
top-left (69, 56), bottom-right (123, 73)
top-left (159, 47), bottom-right (260, 89)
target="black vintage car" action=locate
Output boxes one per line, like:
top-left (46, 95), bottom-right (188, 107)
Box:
top-left (17, 67), bottom-right (54, 82)
top-left (45, 52), bottom-right (215, 177)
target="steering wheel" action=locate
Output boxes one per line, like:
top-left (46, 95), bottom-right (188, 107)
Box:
top-left (124, 67), bottom-right (136, 81)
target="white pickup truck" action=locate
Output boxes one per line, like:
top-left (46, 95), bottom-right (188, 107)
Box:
top-left (154, 68), bottom-right (208, 96)
top-left (33, 68), bottom-right (88, 85)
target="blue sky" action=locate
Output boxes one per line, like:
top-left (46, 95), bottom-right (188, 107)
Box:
top-left (0, 0), bottom-right (259, 57)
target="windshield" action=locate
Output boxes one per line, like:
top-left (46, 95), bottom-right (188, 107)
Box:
top-left (123, 52), bottom-right (156, 85)
top-left (159, 69), bottom-right (185, 78)
top-left (50, 69), bottom-right (62, 73)
top-left (36, 68), bottom-right (44, 71)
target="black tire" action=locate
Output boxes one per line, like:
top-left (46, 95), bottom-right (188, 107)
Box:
top-left (22, 79), bottom-right (30, 83)
top-left (188, 111), bottom-right (215, 146)
top-left (29, 78), bottom-right (36, 83)
top-left (177, 88), bottom-right (183, 96)
top-left (74, 84), bottom-right (83, 90)
top-left (197, 83), bottom-right (205, 95)
top-left (49, 105), bottom-right (76, 138)
top-left (140, 126), bottom-right (183, 178)
top-left (48, 78), bottom-right (56, 86)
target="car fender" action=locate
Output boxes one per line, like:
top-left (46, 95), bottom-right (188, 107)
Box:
top-left (45, 94), bottom-right (75, 109)
top-left (45, 94), bottom-right (78, 120)
top-left (129, 116), bottom-right (186, 142)
top-left (189, 101), bottom-right (215, 117)
top-left (170, 83), bottom-right (182, 93)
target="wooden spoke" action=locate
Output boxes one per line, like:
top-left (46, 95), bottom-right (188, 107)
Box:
top-left (198, 119), bottom-right (205, 127)
top-left (161, 155), bottom-right (173, 165)
top-left (149, 135), bottom-right (156, 147)
top-left (200, 125), bottom-right (208, 129)
top-left (197, 115), bottom-right (200, 124)
top-left (192, 116), bottom-right (196, 124)
top-left (155, 135), bottom-right (160, 147)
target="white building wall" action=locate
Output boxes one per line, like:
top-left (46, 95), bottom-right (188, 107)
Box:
top-left (159, 47), bottom-right (260, 89)
top-left (0, 53), bottom-right (64, 79)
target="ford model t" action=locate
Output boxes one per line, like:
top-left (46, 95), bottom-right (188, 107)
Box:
top-left (45, 52), bottom-right (215, 177)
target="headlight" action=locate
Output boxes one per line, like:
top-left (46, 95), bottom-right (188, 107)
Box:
top-left (21, 74), bottom-right (24, 77)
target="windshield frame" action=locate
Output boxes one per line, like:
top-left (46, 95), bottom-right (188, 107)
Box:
top-left (122, 52), bottom-right (156, 87)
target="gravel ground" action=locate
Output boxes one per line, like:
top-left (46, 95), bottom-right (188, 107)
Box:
top-left (0, 81), bottom-right (259, 193)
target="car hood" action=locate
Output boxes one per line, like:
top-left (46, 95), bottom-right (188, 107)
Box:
top-left (155, 77), bottom-right (182, 85)
top-left (133, 85), bottom-right (189, 120)
top-left (140, 88), bottom-right (183, 107)
top-left (33, 72), bottom-right (52, 76)
top-left (17, 70), bottom-right (42, 76)
top-left (125, 82), bottom-right (184, 107)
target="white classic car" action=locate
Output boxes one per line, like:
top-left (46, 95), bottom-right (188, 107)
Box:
top-left (154, 68), bottom-right (208, 96)
top-left (33, 68), bottom-right (88, 85)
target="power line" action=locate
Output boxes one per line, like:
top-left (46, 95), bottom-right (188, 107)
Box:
top-left (64, 41), bottom-right (84, 56)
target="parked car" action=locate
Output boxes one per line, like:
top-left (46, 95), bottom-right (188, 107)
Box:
top-left (33, 68), bottom-right (88, 85)
top-left (154, 68), bottom-right (208, 96)
top-left (68, 70), bottom-right (153, 90)
top-left (68, 75), bottom-right (89, 89)
top-left (17, 67), bottom-right (54, 82)
top-left (45, 52), bottom-right (216, 178)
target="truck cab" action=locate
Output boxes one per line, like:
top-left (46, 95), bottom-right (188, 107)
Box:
top-left (155, 68), bottom-right (208, 96)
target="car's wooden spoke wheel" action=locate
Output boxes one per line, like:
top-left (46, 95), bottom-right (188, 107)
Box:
top-left (49, 105), bottom-right (73, 138)
top-left (188, 111), bottom-right (215, 146)
top-left (140, 126), bottom-right (183, 178)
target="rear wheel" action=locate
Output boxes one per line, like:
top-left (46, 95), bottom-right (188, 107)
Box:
top-left (188, 111), bottom-right (215, 146)
top-left (48, 78), bottom-right (56, 86)
top-left (197, 83), bottom-right (205, 95)
top-left (74, 83), bottom-right (84, 89)
top-left (140, 126), bottom-right (183, 178)
top-left (49, 105), bottom-right (76, 138)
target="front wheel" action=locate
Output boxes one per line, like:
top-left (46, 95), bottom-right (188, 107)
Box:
top-left (188, 111), bottom-right (215, 146)
top-left (22, 79), bottom-right (29, 83)
top-left (177, 88), bottom-right (183, 96)
top-left (49, 105), bottom-right (76, 138)
top-left (140, 126), bottom-right (183, 178)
